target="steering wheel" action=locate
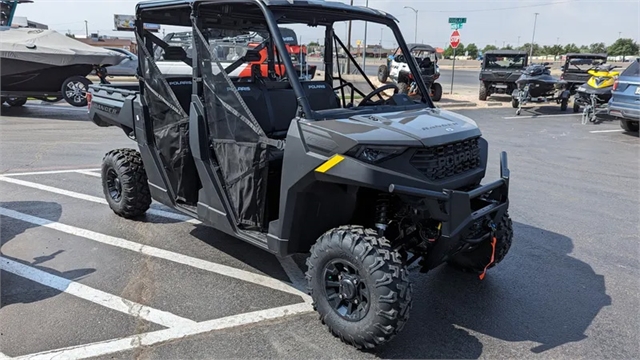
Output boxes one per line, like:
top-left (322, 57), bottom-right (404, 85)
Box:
top-left (358, 83), bottom-right (399, 106)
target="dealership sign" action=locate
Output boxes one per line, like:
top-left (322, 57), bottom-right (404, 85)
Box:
top-left (114, 15), bottom-right (160, 32)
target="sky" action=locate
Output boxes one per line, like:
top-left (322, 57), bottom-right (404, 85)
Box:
top-left (14, 0), bottom-right (640, 49)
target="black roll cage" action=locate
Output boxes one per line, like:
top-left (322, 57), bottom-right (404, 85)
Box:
top-left (134, 0), bottom-right (434, 119)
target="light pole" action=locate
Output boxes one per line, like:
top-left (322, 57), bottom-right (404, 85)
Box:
top-left (362, 0), bottom-right (369, 70)
top-left (517, 36), bottom-right (521, 48)
top-left (404, 6), bottom-right (418, 44)
top-left (379, 27), bottom-right (383, 59)
top-left (84, 20), bottom-right (88, 37)
top-left (529, 12), bottom-right (539, 59)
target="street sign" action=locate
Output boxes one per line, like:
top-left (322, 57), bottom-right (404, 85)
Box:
top-left (450, 23), bottom-right (463, 30)
top-left (448, 17), bottom-right (467, 24)
top-left (450, 30), bottom-right (461, 49)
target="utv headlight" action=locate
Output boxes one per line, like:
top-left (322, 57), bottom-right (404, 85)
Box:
top-left (346, 145), bottom-right (407, 164)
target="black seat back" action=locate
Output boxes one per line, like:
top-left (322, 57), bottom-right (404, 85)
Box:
top-left (300, 81), bottom-right (339, 111)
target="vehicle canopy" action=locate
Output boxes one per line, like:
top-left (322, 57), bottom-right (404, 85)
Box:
top-left (132, 0), bottom-right (433, 229)
top-left (481, 50), bottom-right (528, 69)
top-left (562, 53), bottom-right (607, 72)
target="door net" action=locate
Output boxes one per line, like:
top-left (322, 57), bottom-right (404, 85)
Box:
top-left (137, 32), bottom-right (199, 205)
top-left (192, 24), bottom-right (282, 229)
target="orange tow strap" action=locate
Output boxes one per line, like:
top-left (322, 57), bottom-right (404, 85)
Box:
top-left (479, 235), bottom-right (497, 280)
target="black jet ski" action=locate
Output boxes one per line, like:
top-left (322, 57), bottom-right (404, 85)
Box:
top-left (511, 63), bottom-right (570, 115)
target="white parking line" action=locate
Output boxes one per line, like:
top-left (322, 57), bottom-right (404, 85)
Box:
top-left (503, 113), bottom-right (579, 120)
top-left (0, 207), bottom-right (310, 301)
top-left (0, 176), bottom-right (199, 224)
top-left (76, 170), bottom-right (101, 177)
top-left (23, 104), bottom-right (87, 112)
top-left (1, 168), bottom-right (100, 177)
top-left (0, 173), bottom-right (310, 297)
top-left (0, 257), bottom-right (196, 328)
top-left (589, 129), bottom-right (624, 133)
top-left (12, 302), bottom-right (312, 360)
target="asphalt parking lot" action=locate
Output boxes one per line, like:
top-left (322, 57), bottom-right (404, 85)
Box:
top-left (1, 101), bottom-right (638, 359)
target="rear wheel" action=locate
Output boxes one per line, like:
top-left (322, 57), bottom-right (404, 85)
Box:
top-left (6, 97), bottom-right (27, 107)
top-left (620, 119), bottom-right (639, 133)
top-left (431, 83), bottom-right (443, 101)
top-left (560, 97), bottom-right (568, 111)
top-left (479, 82), bottom-right (488, 101)
top-left (61, 76), bottom-right (92, 107)
top-left (305, 225), bottom-right (412, 349)
top-left (101, 148), bottom-right (151, 218)
top-left (447, 213), bottom-right (513, 274)
top-left (511, 97), bottom-right (519, 109)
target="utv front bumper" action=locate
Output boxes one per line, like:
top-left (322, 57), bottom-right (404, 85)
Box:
top-left (388, 151), bottom-right (510, 261)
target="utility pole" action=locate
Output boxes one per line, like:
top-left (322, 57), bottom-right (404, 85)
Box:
top-left (518, 36), bottom-right (521, 48)
top-left (362, 0), bottom-right (369, 71)
top-left (84, 20), bottom-right (88, 37)
top-left (404, 6), bottom-right (418, 43)
top-left (346, 0), bottom-right (354, 74)
top-left (529, 12), bottom-right (539, 59)
top-left (379, 27), bottom-right (383, 59)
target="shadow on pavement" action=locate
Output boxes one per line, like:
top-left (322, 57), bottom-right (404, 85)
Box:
top-left (373, 221), bottom-right (611, 359)
top-left (188, 224), bottom-right (292, 283)
top-left (0, 103), bottom-right (88, 121)
top-left (1, 201), bottom-right (96, 307)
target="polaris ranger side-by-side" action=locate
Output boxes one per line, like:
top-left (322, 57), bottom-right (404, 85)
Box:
top-left (478, 50), bottom-right (528, 101)
top-left (88, 0), bottom-right (513, 350)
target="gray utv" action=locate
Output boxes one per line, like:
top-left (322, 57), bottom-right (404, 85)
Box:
top-left (478, 50), bottom-right (528, 100)
top-left (89, 0), bottom-right (513, 350)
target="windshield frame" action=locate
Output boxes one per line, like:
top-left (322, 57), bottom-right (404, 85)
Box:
top-left (136, 0), bottom-right (435, 120)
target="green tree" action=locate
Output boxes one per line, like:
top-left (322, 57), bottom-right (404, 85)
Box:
top-left (520, 43), bottom-right (540, 56)
top-left (465, 43), bottom-right (479, 58)
top-left (550, 45), bottom-right (564, 56)
top-left (444, 43), bottom-right (465, 58)
top-left (308, 41), bottom-right (320, 47)
top-left (564, 43), bottom-right (580, 54)
top-left (541, 45), bottom-right (553, 55)
top-left (482, 44), bottom-right (498, 53)
top-left (589, 42), bottom-right (607, 54)
top-left (502, 44), bottom-right (514, 50)
top-left (607, 38), bottom-right (639, 59)
top-left (579, 45), bottom-right (590, 53)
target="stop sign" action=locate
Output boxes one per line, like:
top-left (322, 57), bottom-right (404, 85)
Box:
top-left (450, 30), bottom-right (461, 49)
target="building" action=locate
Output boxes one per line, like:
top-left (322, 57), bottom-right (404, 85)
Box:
top-left (73, 34), bottom-right (137, 53)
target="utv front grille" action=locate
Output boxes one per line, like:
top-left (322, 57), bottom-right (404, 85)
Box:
top-left (410, 137), bottom-right (481, 181)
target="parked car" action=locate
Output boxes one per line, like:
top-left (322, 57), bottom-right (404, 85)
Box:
top-left (608, 58), bottom-right (640, 133)
top-left (103, 47), bottom-right (138, 77)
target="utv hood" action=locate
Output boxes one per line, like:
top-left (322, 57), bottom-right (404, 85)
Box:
top-left (309, 107), bottom-right (482, 147)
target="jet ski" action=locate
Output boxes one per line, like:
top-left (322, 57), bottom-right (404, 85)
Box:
top-left (511, 63), bottom-right (571, 115)
top-left (573, 64), bottom-right (620, 124)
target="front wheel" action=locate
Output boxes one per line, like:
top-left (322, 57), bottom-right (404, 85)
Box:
top-left (377, 65), bottom-right (389, 83)
top-left (479, 82), bottom-right (488, 101)
top-left (447, 213), bottom-right (514, 274)
top-left (511, 97), bottom-right (519, 109)
top-left (305, 225), bottom-right (412, 349)
top-left (101, 148), bottom-right (152, 218)
top-left (431, 82), bottom-right (443, 101)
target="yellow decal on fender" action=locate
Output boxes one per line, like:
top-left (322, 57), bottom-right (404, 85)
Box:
top-left (315, 154), bottom-right (345, 173)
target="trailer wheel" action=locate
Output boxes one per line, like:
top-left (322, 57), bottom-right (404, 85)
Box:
top-left (377, 65), bottom-right (389, 83)
top-left (447, 213), bottom-right (514, 274)
top-left (478, 82), bottom-right (488, 101)
top-left (431, 83), bottom-right (443, 101)
top-left (6, 97), bottom-right (27, 107)
top-left (305, 225), bottom-right (412, 349)
top-left (511, 97), bottom-right (519, 109)
top-left (101, 148), bottom-right (151, 219)
top-left (62, 76), bottom-right (92, 107)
